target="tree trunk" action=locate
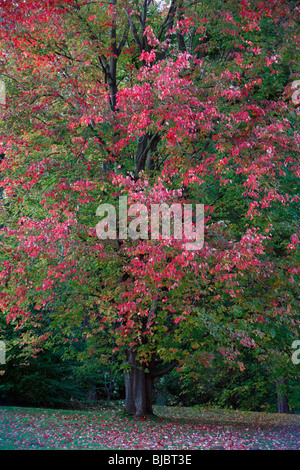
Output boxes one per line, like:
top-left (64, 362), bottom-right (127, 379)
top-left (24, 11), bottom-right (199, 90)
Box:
top-left (124, 347), bottom-right (153, 416)
top-left (276, 378), bottom-right (290, 414)
top-left (88, 381), bottom-right (98, 401)
top-left (107, 57), bottom-right (118, 112)
top-left (134, 133), bottom-right (160, 180)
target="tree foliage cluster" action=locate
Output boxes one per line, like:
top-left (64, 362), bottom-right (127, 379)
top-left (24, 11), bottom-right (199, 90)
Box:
top-left (0, 0), bottom-right (299, 415)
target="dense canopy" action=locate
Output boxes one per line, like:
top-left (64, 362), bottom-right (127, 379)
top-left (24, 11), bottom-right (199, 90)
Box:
top-left (0, 0), bottom-right (299, 416)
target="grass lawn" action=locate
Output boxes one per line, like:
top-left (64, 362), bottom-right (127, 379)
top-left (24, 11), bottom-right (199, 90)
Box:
top-left (0, 403), bottom-right (299, 450)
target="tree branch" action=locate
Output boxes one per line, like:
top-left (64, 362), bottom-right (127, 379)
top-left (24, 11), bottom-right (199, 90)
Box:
top-left (151, 361), bottom-right (178, 378)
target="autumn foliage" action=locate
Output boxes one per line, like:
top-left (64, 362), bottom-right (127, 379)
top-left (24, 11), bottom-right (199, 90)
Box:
top-left (0, 0), bottom-right (299, 415)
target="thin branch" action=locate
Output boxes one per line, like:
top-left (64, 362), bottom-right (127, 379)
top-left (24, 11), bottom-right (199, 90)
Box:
top-left (157, 0), bottom-right (177, 41)
top-left (125, 9), bottom-right (142, 52)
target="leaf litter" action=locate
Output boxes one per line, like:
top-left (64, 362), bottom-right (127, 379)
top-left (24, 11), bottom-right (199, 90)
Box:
top-left (0, 404), bottom-right (299, 450)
